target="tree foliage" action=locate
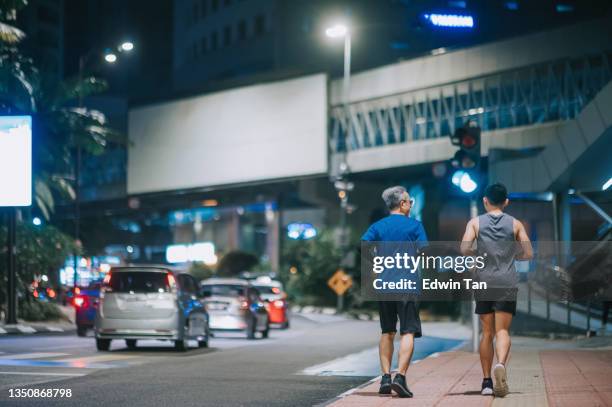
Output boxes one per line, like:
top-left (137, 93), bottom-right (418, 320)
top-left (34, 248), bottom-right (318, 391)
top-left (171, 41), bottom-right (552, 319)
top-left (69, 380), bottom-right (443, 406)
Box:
top-left (279, 231), bottom-right (344, 306)
top-left (0, 221), bottom-right (79, 312)
top-left (0, 1), bottom-right (125, 218)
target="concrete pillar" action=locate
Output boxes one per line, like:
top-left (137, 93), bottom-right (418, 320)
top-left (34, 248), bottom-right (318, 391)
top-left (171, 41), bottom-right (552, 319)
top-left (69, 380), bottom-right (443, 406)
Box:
top-left (553, 190), bottom-right (572, 267)
top-left (266, 205), bottom-right (280, 273)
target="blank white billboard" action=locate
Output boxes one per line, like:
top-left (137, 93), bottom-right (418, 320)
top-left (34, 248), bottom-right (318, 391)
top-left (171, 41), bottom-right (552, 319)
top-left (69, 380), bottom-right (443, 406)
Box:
top-left (128, 74), bottom-right (328, 194)
top-left (0, 116), bottom-right (32, 207)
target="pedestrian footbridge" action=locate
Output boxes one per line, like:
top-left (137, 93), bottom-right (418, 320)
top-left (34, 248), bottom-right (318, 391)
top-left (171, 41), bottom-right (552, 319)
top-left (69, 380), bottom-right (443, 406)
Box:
top-left (328, 17), bottom-right (612, 190)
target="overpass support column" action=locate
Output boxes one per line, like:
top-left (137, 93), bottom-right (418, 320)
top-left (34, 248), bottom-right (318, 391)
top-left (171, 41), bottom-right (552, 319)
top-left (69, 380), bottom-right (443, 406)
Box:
top-left (553, 190), bottom-right (572, 267)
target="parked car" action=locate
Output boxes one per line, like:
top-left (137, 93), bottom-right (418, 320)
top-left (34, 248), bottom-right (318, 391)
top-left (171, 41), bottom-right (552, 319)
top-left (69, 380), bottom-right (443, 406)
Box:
top-left (95, 266), bottom-right (209, 352)
top-left (252, 279), bottom-right (289, 329)
top-left (200, 278), bottom-right (269, 339)
top-left (74, 282), bottom-right (101, 337)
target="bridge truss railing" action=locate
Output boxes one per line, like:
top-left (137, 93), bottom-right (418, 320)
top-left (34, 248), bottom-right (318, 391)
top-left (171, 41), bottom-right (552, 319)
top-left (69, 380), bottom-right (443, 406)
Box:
top-left (330, 52), bottom-right (612, 153)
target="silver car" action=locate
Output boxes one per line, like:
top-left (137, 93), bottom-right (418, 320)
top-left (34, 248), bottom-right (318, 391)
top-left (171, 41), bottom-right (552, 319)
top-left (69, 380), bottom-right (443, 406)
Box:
top-left (200, 278), bottom-right (269, 339)
top-left (95, 266), bottom-right (209, 352)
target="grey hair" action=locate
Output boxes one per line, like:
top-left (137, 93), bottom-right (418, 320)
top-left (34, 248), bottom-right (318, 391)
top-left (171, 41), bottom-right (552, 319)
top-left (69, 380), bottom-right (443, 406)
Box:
top-left (382, 186), bottom-right (407, 210)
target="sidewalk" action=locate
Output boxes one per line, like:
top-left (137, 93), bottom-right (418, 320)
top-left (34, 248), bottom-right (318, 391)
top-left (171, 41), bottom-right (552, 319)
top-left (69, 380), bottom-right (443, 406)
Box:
top-left (0, 305), bottom-right (75, 335)
top-left (328, 337), bottom-right (612, 406)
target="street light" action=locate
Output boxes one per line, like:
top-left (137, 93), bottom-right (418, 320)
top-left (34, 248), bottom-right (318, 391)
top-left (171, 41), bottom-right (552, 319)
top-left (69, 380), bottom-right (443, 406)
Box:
top-left (120, 41), bottom-right (134, 52)
top-left (104, 52), bottom-right (117, 63)
top-left (73, 40), bottom-right (135, 288)
top-left (325, 24), bottom-right (348, 38)
top-left (325, 22), bottom-right (352, 312)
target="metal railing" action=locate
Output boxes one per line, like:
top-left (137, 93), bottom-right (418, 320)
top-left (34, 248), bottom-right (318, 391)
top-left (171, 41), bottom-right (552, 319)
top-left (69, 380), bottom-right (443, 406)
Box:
top-left (330, 52), bottom-right (612, 153)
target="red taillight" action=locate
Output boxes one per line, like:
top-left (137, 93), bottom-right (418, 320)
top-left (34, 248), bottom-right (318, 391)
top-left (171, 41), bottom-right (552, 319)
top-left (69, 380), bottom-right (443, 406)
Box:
top-left (271, 287), bottom-right (280, 294)
top-left (167, 273), bottom-right (176, 291)
top-left (74, 296), bottom-right (87, 308)
top-left (101, 273), bottom-right (113, 294)
top-left (239, 297), bottom-right (249, 310)
top-left (47, 288), bottom-right (56, 298)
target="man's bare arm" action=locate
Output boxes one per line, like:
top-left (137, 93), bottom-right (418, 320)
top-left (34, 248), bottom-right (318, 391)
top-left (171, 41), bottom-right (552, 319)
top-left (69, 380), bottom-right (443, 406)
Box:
top-left (514, 219), bottom-right (534, 260)
top-left (460, 218), bottom-right (477, 255)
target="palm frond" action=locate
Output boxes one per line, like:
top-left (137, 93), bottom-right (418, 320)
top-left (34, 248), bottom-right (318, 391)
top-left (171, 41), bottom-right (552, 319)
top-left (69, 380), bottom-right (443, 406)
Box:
top-left (34, 178), bottom-right (55, 220)
top-left (0, 20), bottom-right (24, 43)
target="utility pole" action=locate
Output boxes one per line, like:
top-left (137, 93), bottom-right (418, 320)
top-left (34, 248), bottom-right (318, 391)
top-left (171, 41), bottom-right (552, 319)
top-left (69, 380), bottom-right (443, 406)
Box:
top-left (470, 198), bottom-right (479, 353)
top-left (6, 208), bottom-right (17, 324)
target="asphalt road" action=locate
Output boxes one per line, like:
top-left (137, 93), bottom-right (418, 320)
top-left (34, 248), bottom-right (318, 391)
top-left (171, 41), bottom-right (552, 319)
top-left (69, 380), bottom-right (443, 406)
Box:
top-left (0, 314), bottom-right (463, 406)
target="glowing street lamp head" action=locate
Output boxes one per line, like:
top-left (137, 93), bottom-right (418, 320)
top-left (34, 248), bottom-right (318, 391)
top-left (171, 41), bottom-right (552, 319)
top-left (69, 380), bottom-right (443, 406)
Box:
top-left (104, 52), bottom-right (117, 63)
top-left (325, 24), bottom-right (348, 38)
top-left (120, 41), bottom-right (134, 52)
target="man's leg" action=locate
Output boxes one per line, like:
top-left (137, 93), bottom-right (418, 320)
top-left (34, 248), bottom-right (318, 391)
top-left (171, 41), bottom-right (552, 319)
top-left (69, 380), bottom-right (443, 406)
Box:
top-left (492, 310), bottom-right (513, 397)
top-left (479, 312), bottom-right (495, 378)
top-left (397, 333), bottom-right (414, 375)
top-left (494, 311), bottom-right (513, 365)
top-left (379, 332), bottom-right (395, 375)
top-left (391, 301), bottom-right (418, 398)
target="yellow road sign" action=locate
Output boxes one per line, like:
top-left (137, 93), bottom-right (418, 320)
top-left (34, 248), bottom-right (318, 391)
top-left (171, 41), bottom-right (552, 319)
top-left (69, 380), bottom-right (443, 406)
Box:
top-left (327, 269), bottom-right (353, 296)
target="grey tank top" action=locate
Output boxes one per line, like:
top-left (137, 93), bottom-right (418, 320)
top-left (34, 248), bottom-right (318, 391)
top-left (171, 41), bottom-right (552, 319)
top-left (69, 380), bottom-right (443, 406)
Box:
top-left (476, 212), bottom-right (518, 286)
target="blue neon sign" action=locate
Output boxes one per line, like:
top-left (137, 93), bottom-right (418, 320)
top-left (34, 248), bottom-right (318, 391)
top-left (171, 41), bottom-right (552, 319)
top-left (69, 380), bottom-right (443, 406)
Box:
top-left (424, 13), bottom-right (475, 28)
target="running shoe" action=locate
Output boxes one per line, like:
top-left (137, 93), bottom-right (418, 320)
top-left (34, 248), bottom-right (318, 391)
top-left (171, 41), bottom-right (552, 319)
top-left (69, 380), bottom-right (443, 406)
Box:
top-left (379, 374), bottom-right (392, 394)
top-left (481, 378), bottom-right (494, 395)
top-left (391, 374), bottom-right (413, 398)
top-left (493, 363), bottom-right (509, 397)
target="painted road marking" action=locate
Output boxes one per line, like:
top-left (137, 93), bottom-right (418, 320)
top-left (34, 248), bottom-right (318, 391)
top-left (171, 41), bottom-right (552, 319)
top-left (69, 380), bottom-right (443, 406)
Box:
top-left (15, 325), bottom-right (36, 334)
top-left (0, 371), bottom-right (86, 377)
top-left (45, 327), bottom-right (64, 332)
top-left (0, 328), bottom-right (6, 334)
top-left (0, 353), bottom-right (70, 360)
top-left (0, 359), bottom-right (121, 369)
top-left (57, 354), bottom-right (139, 363)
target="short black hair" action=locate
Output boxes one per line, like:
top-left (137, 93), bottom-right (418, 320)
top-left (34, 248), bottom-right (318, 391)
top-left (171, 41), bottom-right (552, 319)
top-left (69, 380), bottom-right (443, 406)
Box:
top-left (484, 183), bottom-right (508, 206)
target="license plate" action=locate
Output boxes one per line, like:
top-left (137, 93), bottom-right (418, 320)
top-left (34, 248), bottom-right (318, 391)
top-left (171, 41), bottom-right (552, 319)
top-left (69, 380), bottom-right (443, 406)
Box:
top-left (207, 303), bottom-right (226, 310)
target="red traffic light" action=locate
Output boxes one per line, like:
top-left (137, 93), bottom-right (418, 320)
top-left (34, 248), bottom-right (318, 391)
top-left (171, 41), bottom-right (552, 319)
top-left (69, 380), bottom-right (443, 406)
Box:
top-left (461, 134), bottom-right (477, 148)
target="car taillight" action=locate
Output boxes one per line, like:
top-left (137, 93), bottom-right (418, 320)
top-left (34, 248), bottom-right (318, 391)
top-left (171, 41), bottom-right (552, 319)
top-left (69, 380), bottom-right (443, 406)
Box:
top-left (166, 273), bottom-right (176, 292)
top-left (74, 296), bottom-right (87, 308)
top-left (101, 273), bottom-right (113, 294)
top-left (239, 297), bottom-right (249, 310)
top-left (273, 300), bottom-right (285, 308)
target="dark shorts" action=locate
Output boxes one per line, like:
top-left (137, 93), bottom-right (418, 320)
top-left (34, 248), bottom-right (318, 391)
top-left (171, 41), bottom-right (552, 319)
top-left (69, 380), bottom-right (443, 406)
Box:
top-left (475, 300), bottom-right (516, 315)
top-left (378, 301), bottom-right (422, 337)
top-left (475, 287), bottom-right (517, 316)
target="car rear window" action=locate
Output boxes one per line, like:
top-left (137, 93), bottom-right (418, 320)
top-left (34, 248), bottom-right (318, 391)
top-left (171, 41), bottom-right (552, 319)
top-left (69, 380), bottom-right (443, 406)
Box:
top-left (253, 285), bottom-right (277, 294)
top-left (109, 272), bottom-right (170, 293)
top-left (201, 284), bottom-right (245, 298)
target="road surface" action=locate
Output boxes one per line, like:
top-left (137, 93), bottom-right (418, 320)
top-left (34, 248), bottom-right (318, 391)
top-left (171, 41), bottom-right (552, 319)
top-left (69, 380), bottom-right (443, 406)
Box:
top-left (0, 314), bottom-right (462, 406)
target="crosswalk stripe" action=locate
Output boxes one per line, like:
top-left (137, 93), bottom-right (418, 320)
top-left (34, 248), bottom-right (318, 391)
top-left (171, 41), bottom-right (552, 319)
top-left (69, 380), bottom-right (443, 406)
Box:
top-left (0, 371), bottom-right (86, 377)
top-left (0, 353), bottom-right (70, 360)
top-left (15, 325), bottom-right (36, 334)
top-left (46, 326), bottom-right (64, 332)
top-left (57, 354), bottom-right (139, 363)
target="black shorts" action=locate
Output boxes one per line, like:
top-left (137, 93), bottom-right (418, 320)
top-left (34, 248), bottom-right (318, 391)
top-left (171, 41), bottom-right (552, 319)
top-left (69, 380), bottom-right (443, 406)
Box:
top-left (475, 301), bottom-right (516, 315)
top-left (378, 301), bottom-right (422, 337)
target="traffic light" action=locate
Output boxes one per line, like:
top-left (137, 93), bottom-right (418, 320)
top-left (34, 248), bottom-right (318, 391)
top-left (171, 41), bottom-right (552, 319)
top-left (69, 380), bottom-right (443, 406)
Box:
top-left (449, 121), bottom-right (481, 194)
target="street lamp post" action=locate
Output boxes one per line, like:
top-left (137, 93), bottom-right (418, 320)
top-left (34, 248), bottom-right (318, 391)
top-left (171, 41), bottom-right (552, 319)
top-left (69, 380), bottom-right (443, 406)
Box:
top-left (326, 23), bottom-right (352, 312)
top-left (72, 41), bottom-right (133, 288)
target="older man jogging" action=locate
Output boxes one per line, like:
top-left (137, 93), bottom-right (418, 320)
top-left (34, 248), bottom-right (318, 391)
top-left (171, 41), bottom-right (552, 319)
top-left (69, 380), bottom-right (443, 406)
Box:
top-left (461, 183), bottom-right (533, 397)
top-left (361, 186), bottom-right (428, 398)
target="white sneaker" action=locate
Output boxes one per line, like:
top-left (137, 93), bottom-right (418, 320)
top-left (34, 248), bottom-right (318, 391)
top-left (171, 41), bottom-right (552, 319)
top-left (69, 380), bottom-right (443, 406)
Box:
top-left (493, 363), bottom-right (509, 397)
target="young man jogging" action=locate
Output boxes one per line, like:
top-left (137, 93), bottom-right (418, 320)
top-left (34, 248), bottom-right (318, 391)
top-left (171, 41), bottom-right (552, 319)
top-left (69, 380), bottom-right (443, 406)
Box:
top-left (362, 186), bottom-right (428, 398)
top-left (461, 183), bottom-right (533, 397)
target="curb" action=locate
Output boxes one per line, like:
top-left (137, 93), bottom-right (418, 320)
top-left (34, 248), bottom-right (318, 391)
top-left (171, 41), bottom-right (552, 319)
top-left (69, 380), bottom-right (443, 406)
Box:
top-left (291, 306), bottom-right (379, 321)
top-left (0, 324), bottom-right (75, 335)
